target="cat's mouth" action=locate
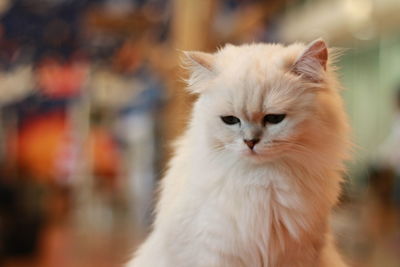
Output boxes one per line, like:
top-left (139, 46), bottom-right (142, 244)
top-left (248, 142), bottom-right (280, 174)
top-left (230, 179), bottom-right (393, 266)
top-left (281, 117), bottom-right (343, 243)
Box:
top-left (243, 148), bottom-right (259, 156)
top-left (241, 140), bottom-right (291, 159)
top-left (242, 147), bottom-right (271, 160)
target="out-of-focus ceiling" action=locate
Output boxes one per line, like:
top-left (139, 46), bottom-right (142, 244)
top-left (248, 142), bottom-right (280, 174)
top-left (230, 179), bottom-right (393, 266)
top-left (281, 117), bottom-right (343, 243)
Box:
top-left (278, 0), bottom-right (400, 45)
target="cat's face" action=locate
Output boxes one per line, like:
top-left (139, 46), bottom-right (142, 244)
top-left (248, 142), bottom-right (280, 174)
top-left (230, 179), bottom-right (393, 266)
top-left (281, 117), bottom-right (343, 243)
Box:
top-left (199, 67), bottom-right (315, 163)
top-left (186, 40), bottom-right (347, 164)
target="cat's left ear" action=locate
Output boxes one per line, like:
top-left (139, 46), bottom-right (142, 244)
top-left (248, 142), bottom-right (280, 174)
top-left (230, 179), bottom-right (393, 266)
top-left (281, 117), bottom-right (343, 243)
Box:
top-left (291, 39), bottom-right (328, 82)
top-left (182, 51), bottom-right (216, 93)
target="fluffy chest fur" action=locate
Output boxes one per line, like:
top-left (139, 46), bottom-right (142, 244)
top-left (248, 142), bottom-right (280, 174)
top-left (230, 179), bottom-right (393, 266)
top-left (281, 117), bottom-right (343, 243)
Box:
top-left (161, 152), bottom-right (334, 267)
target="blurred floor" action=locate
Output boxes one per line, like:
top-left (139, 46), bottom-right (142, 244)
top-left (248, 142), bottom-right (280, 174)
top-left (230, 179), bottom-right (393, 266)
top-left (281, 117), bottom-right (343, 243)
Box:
top-left (4, 220), bottom-right (137, 267)
top-left (2, 187), bottom-right (138, 267)
top-left (2, 195), bottom-right (400, 267)
top-left (334, 196), bottom-right (400, 267)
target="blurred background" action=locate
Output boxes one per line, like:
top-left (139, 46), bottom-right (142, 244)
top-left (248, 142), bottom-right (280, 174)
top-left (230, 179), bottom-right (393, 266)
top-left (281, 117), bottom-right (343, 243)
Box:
top-left (0, 0), bottom-right (398, 266)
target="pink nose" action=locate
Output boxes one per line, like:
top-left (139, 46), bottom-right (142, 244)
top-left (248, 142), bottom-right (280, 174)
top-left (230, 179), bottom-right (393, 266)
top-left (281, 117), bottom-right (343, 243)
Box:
top-left (244, 139), bottom-right (260, 150)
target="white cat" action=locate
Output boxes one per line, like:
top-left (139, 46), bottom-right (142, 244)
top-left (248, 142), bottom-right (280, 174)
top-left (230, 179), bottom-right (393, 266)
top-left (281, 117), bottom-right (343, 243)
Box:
top-left (127, 39), bottom-right (350, 267)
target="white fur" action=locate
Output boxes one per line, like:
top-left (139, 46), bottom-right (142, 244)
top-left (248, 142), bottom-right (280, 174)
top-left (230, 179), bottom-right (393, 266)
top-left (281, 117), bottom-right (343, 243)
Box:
top-left (127, 41), bottom-right (350, 267)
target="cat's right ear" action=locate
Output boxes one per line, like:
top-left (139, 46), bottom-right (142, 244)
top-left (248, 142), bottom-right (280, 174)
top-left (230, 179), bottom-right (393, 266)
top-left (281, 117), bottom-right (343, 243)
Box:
top-left (291, 39), bottom-right (328, 82)
top-left (182, 51), bottom-right (216, 93)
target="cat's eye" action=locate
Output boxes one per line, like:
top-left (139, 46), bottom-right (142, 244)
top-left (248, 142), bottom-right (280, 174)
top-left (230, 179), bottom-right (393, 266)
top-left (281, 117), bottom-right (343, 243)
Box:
top-left (263, 114), bottom-right (286, 125)
top-left (221, 116), bottom-right (240, 125)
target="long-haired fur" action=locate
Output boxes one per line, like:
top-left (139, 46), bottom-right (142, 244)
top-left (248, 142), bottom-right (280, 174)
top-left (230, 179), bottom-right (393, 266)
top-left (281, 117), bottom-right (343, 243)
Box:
top-left (127, 39), bottom-right (350, 267)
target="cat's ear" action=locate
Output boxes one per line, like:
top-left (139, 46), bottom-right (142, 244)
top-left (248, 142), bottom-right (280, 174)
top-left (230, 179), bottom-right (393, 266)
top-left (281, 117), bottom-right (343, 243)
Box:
top-left (291, 39), bottom-right (328, 82)
top-left (182, 51), bottom-right (216, 93)
top-left (184, 51), bottom-right (214, 71)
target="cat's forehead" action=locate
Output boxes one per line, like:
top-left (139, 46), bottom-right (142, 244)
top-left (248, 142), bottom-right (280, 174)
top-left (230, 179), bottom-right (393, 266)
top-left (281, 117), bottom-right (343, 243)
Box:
top-left (215, 43), bottom-right (304, 75)
top-left (211, 44), bottom-right (305, 116)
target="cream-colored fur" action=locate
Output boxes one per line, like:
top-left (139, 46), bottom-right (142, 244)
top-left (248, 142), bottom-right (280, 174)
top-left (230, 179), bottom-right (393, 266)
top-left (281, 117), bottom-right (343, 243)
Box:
top-left (127, 40), bottom-right (350, 267)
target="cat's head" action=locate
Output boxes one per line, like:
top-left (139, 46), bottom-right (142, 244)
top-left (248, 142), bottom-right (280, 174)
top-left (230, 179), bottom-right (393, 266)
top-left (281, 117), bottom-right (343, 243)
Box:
top-left (184, 39), bottom-right (349, 165)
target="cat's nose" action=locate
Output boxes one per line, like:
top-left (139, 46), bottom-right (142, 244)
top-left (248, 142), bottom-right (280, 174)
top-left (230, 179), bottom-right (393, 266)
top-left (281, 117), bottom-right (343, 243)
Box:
top-left (244, 138), bottom-right (260, 150)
